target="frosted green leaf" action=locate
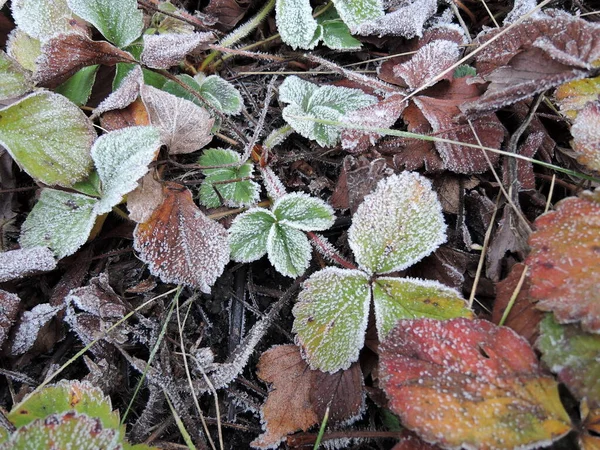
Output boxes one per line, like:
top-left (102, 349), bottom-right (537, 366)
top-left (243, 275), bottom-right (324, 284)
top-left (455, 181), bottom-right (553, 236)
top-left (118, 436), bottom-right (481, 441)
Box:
top-left (11, 0), bottom-right (74, 41)
top-left (0, 50), bottom-right (33, 100)
top-left (310, 84), bottom-right (376, 112)
top-left (161, 74), bottom-right (203, 106)
top-left (318, 7), bottom-right (362, 50)
top-left (229, 208), bottom-right (276, 262)
top-left (19, 189), bottom-right (98, 259)
top-left (276, 0), bottom-right (318, 50)
top-left (67, 0), bottom-right (143, 48)
top-left (0, 92), bottom-right (96, 187)
top-left (198, 148), bottom-right (259, 207)
top-left (372, 277), bottom-right (472, 337)
top-left (278, 75), bottom-right (317, 106)
top-left (354, 0), bottom-right (436, 38)
top-left (6, 29), bottom-right (41, 72)
top-left (197, 75), bottom-right (244, 115)
top-left (292, 267), bottom-right (371, 372)
top-left (55, 65), bottom-right (99, 106)
top-left (332, 0), bottom-right (383, 30)
top-left (92, 126), bottom-right (161, 214)
top-left (273, 192), bottom-right (334, 231)
top-left (538, 314), bottom-right (600, 407)
top-left (92, 64), bottom-right (143, 119)
top-left (348, 172), bottom-right (446, 274)
top-left (267, 223), bottom-right (312, 277)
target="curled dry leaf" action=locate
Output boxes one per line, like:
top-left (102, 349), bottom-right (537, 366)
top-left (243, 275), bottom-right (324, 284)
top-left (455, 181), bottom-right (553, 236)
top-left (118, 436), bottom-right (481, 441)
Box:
top-left (34, 33), bottom-right (133, 88)
top-left (379, 318), bottom-right (572, 449)
top-left (0, 246), bottom-right (57, 282)
top-left (526, 191), bottom-right (600, 333)
top-left (100, 98), bottom-right (150, 132)
top-left (0, 290), bottom-right (20, 350)
top-left (133, 182), bottom-right (229, 293)
top-left (141, 32), bottom-right (215, 69)
top-left (571, 101), bottom-right (600, 172)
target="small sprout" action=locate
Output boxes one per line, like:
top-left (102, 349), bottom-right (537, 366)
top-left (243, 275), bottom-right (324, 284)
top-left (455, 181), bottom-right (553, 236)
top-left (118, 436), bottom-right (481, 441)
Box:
top-left (229, 192), bottom-right (335, 277)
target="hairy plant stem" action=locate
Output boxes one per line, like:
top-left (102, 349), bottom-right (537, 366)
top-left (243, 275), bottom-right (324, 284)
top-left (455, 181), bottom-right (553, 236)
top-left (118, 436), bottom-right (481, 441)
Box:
top-left (263, 124), bottom-right (293, 150)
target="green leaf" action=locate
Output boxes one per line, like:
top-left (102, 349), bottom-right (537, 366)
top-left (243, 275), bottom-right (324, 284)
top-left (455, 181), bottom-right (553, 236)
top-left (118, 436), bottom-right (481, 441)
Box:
top-left (6, 29), bottom-right (41, 72)
top-left (273, 192), bottom-right (334, 231)
top-left (19, 189), bottom-right (98, 259)
top-left (198, 75), bottom-right (244, 115)
top-left (331, 0), bottom-right (384, 30)
top-left (318, 7), bottom-right (362, 50)
top-left (454, 65), bottom-right (476, 78)
top-left (372, 277), bottom-right (472, 337)
top-left (11, 0), bottom-right (74, 41)
top-left (278, 75), bottom-right (317, 107)
top-left (161, 74), bottom-right (203, 106)
top-left (67, 0), bottom-right (144, 48)
top-left (292, 267), bottom-right (371, 372)
top-left (198, 148), bottom-right (259, 207)
top-left (229, 208), bottom-right (276, 262)
top-left (538, 314), bottom-right (600, 407)
top-left (0, 92), bottom-right (96, 186)
top-left (0, 50), bottom-right (33, 100)
top-left (267, 223), bottom-right (312, 277)
top-left (92, 126), bottom-right (161, 214)
top-left (112, 45), bottom-right (168, 90)
top-left (72, 171), bottom-right (102, 197)
top-left (348, 172), bottom-right (446, 274)
top-left (276, 0), bottom-right (318, 50)
top-left (55, 65), bottom-right (99, 106)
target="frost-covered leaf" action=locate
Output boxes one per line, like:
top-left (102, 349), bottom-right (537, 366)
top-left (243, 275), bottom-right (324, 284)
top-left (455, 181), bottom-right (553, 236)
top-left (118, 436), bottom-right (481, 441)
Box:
top-left (198, 148), bottom-right (259, 207)
top-left (55, 65), bottom-right (99, 106)
top-left (571, 101), bottom-right (600, 172)
top-left (278, 75), bottom-right (317, 106)
top-left (555, 76), bottom-right (600, 119)
top-left (140, 32), bottom-right (214, 69)
top-left (92, 126), bottom-right (161, 214)
top-left (379, 318), bottom-right (572, 449)
top-left (91, 65), bottom-right (143, 119)
top-left (372, 277), bottom-right (471, 337)
top-left (273, 192), bottom-right (334, 231)
top-left (331, 0), bottom-right (383, 31)
top-left (267, 223), bottom-right (311, 278)
top-left (0, 291), bottom-right (20, 350)
top-left (0, 247), bottom-right (57, 282)
top-left (6, 29), bottom-right (42, 72)
top-left (317, 7), bottom-right (362, 50)
top-left (229, 208), bottom-right (276, 262)
top-left (293, 267), bottom-right (371, 372)
top-left (197, 74), bottom-right (244, 115)
top-left (275, 0), bottom-right (318, 50)
top-left (538, 314), bottom-right (600, 408)
top-left (35, 33), bottom-right (133, 88)
top-left (161, 74), bottom-right (204, 106)
top-left (20, 189), bottom-right (98, 259)
top-left (127, 172), bottom-right (164, 223)
top-left (526, 192), bottom-right (600, 333)
top-left (133, 182), bottom-right (229, 293)
top-left (348, 172), bottom-right (446, 275)
top-left (67, 0), bottom-right (144, 48)
top-left (11, 0), bottom-right (74, 42)
top-left (11, 303), bottom-right (63, 355)
top-left (0, 92), bottom-right (96, 186)
top-left (354, 0), bottom-right (437, 38)
top-left (0, 50), bottom-right (33, 100)
top-left (140, 85), bottom-right (214, 155)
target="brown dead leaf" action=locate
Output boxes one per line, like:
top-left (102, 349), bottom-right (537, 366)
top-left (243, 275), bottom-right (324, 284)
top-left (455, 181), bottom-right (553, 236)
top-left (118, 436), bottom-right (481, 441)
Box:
top-left (140, 32), bottom-right (215, 69)
top-left (204, 0), bottom-right (251, 31)
top-left (310, 361), bottom-right (364, 422)
top-left (502, 131), bottom-right (545, 191)
top-left (35, 33), bottom-right (133, 88)
top-left (11, 303), bottom-right (64, 355)
top-left (100, 98), bottom-right (150, 132)
top-left (92, 65), bottom-right (143, 119)
top-left (0, 246), bottom-right (57, 282)
top-left (127, 172), bottom-right (165, 224)
top-left (393, 40), bottom-right (459, 90)
top-left (0, 290), bottom-right (20, 350)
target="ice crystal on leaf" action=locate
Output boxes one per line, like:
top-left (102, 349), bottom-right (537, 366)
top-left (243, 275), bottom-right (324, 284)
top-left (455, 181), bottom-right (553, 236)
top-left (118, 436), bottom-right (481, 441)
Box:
top-left (127, 172), bottom-right (165, 223)
top-left (6, 29), bottom-right (41, 72)
top-left (0, 247), bottom-right (56, 283)
top-left (141, 32), bottom-right (215, 69)
top-left (275, 0), bottom-right (318, 50)
top-left (11, 303), bottom-right (63, 355)
top-left (0, 92), bottom-right (96, 187)
top-left (571, 101), bottom-right (600, 172)
top-left (331, 0), bottom-right (383, 31)
top-left (19, 189), bottom-right (98, 259)
top-left (354, 0), bottom-right (437, 38)
top-left (0, 290), bottom-right (20, 349)
top-left (140, 85), bottom-right (214, 155)
top-left (0, 50), bottom-right (32, 100)
top-left (91, 126), bottom-right (161, 214)
top-left (196, 74), bottom-right (244, 115)
top-left (91, 65), bottom-right (143, 119)
top-left (67, 0), bottom-right (144, 48)
top-left (279, 76), bottom-right (376, 146)
top-left (229, 208), bottom-right (276, 262)
top-left (11, 0), bottom-right (75, 42)
top-left (273, 192), bottom-right (335, 231)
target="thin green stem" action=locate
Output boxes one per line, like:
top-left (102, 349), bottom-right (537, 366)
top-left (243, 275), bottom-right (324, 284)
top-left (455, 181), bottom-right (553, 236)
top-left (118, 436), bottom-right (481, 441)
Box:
top-left (263, 124), bottom-right (293, 150)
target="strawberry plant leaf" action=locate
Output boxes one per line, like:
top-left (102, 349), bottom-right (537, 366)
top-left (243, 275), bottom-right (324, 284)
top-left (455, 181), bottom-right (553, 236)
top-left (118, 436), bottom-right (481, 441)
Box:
top-left (92, 64), bottom-right (143, 119)
top-left (275, 0), bottom-right (318, 50)
top-left (197, 74), bottom-right (244, 115)
top-left (0, 50), bottom-right (32, 100)
top-left (372, 277), bottom-right (472, 337)
top-left (273, 192), bottom-right (334, 231)
top-left (55, 65), bottom-right (99, 106)
top-left (571, 101), bottom-right (600, 172)
top-left (92, 126), bottom-right (161, 214)
top-left (555, 76), bottom-right (600, 119)
top-left (331, 0), bottom-right (383, 31)
top-left (161, 74), bottom-right (204, 106)
top-left (0, 247), bottom-right (57, 283)
top-left (393, 40), bottom-right (459, 90)
top-left (133, 182), bottom-right (229, 293)
top-left (140, 32), bottom-right (214, 69)
top-left (538, 314), bottom-right (600, 408)
top-left (19, 189), bottom-right (98, 259)
top-left (0, 92), bottom-right (96, 187)
top-left (140, 85), bottom-right (214, 155)
top-left (229, 208), bottom-right (276, 262)
top-left (348, 172), bottom-right (446, 275)
top-left (267, 223), bottom-right (311, 278)
top-left (317, 7), bottom-right (361, 50)
top-left (292, 267), bottom-right (371, 372)
top-left (67, 0), bottom-right (144, 48)
top-left (198, 148), bottom-right (259, 208)
top-left (6, 29), bottom-right (41, 72)
top-left (354, 0), bottom-right (437, 38)
top-left (526, 191), bottom-right (600, 333)
top-left (379, 318), bottom-right (572, 449)
top-left (11, 0), bottom-right (74, 42)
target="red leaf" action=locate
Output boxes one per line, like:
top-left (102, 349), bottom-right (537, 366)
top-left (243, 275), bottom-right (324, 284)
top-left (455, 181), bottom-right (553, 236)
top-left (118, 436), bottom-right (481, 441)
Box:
top-left (526, 192), bottom-right (600, 333)
top-left (379, 318), bottom-right (572, 449)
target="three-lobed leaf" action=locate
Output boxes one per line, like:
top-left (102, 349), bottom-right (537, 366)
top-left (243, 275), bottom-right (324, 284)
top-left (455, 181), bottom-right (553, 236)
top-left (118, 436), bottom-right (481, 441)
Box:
top-left (229, 208), bottom-right (276, 262)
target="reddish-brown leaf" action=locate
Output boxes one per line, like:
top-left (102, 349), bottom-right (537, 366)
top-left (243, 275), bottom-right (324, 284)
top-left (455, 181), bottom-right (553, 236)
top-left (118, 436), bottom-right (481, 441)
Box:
top-left (571, 101), bottom-right (600, 172)
top-left (100, 98), bottom-right (150, 132)
top-left (204, 0), bottom-right (251, 31)
top-left (133, 182), bottom-right (229, 293)
top-left (379, 318), bottom-right (572, 449)
top-left (34, 33), bottom-right (133, 88)
top-left (526, 192), bottom-right (600, 333)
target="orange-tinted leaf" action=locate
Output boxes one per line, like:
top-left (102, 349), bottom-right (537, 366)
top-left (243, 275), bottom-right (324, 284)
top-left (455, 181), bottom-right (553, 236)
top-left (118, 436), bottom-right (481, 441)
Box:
top-left (133, 182), bottom-right (229, 293)
top-left (35, 33), bottom-right (133, 88)
top-left (100, 98), bottom-right (150, 132)
top-left (380, 318), bottom-right (571, 449)
top-left (526, 192), bottom-right (600, 333)
top-left (555, 76), bottom-right (600, 119)
top-left (581, 404), bottom-right (600, 450)
top-left (571, 101), bottom-right (600, 172)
